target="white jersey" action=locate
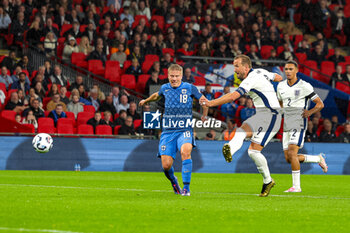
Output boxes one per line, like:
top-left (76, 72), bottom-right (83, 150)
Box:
top-left (236, 68), bottom-right (280, 114)
top-left (277, 79), bottom-right (318, 131)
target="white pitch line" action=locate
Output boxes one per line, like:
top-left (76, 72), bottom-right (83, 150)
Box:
top-left (0, 227), bottom-right (89, 233)
top-left (1, 183), bottom-right (350, 200)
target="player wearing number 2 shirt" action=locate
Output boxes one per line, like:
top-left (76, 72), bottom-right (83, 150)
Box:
top-left (277, 60), bottom-right (327, 193)
top-left (139, 64), bottom-right (208, 196)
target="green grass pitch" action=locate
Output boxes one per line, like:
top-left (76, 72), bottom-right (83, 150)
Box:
top-left (0, 171), bottom-right (349, 233)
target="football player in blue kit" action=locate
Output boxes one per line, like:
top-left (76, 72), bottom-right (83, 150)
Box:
top-left (139, 64), bottom-right (208, 196)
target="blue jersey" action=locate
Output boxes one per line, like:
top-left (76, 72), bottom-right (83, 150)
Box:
top-left (158, 82), bottom-right (202, 131)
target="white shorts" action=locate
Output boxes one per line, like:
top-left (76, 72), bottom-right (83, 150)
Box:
top-left (282, 129), bottom-right (306, 150)
top-left (244, 112), bottom-right (281, 147)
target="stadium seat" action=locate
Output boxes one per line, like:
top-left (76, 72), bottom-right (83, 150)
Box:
top-left (57, 123), bottom-right (74, 134)
top-left (345, 56), bottom-right (350, 64)
top-left (57, 118), bottom-right (75, 128)
top-left (336, 82), bottom-right (350, 95)
top-left (0, 82), bottom-right (6, 94)
top-left (162, 48), bottom-right (175, 56)
top-left (37, 117), bottom-right (55, 134)
top-left (151, 15), bottom-right (165, 30)
top-left (71, 52), bottom-right (88, 68)
top-left (295, 53), bottom-right (307, 64)
top-left (83, 105), bottom-right (96, 112)
top-left (21, 124), bottom-right (35, 133)
top-left (260, 45), bottom-right (274, 59)
top-left (194, 76), bottom-right (206, 86)
top-left (303, 60), bottom-right (319, 77)
top-left (214, 92), bottom-right (222, 99)
top-left (65, 111), bottom-right (76, 120)
top-left (121, 74), bottom-right (136, 90)
top-left (95, 125), bottom-right (112, 135)
top-left (133, 119), bottom-right (142, 130)
top-left (88, 60), bottom-right (105, 76)
top-left (114, 125), bottom-right (122, 135)
top-left (142, 54), bottom-right (159, 73)
top-left (105, 60), bottom-right (121, 83)
top-left (293, 34), bottom-right (303, 47)
top-left (77, 112), bottom-right (94, 125)
top-left (320, 61), bottom-right (335, 80)
top-left (335, 125), bottom-right (345, 137)
top-left (136, 74), bottom-right (151, 93)
top-left (1, 110), bottom-right (16, 120)
top-left (132, 15), bottom-right (149, 29)
top-left (60, 24), bottom-right (72, 37)
top-left (7, 89), bottom-right (17, 99)
top-left (38, 117), bottom-right (54, 127)
top-left (234, 105), bottom-right (245, 127)
top-left (77, 124), bottom-right (94, 135)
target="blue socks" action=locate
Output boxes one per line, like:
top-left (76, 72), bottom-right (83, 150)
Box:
top-left (182, 159), bottom-right (192, 191)
top-left (163, 166), bottom-right (176, 184)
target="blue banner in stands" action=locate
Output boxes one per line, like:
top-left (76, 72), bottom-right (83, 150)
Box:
top-left (0, 137), bottom-right (349, 175)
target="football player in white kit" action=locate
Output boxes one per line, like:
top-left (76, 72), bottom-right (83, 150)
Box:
top-left (277, 61), bottom-right (328, 193)
top-left (202, 55), bottom-right (283, 197)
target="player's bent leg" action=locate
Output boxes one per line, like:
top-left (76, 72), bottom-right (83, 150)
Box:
top-left (161, 155), bottom-right (181, 194)
top-left (180, 143), bottom-right (193, 196)
top-left (248, 143), bottom-right (275, 197)
top-left (223, 123), bottom-right (252, 162)
top-left (299, 153), bottom-right (328, 173)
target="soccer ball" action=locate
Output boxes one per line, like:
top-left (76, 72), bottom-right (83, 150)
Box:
top-left (32, 133), bottom-right (53, 153)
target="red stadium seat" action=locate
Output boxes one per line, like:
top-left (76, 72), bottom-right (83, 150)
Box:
top-left (88, 60), bottom-right (105, 76)
top-left (162, 48), bottom-right (175, 56)
top-left (345, 56), bottom-right (350, 63)
top-left (71, 52), bottom-right (88, 68)
top-left (83, 105), bottom-right (96, 112)
top-left (295, 53), bottom-right (307, 64)
top-left (60, 24), bottom-right (73, 37)
top-left (133, 119), bottom-right (142, 130)
top-left (136, 74), bottom-right (151, 93)
top-left (95, 125), bottom-right (112, 135)
top-left (142, 57), bottom-right (159, 73)
top-left (77, 112), bottom-right (94, 125)
top-left (57, 118), bottom-right (75, 128)
top-left (105, 60), bottom-right (121, 83)
top-left (77, 124), bottom-right (94, 135)
top-left (132, 15), bottom-right (149, 29)
top-left (335, 126), bottom-right (345, 137)
top-left (320, 61), bottom-right (335, 79)
top-left (0, 82), bottom-right (6, 96)
top-left (114, 125), bottom-right (122, 135)
top-left (57, 123), bottom-right (74, 134)
top-left (37, 117), bottom-right (55, 133)
top-left (336, 82), bottom-right (350, 95)
top-left (21, 124), bottom-right (35, 133)
top-left (65, 111), bottom-right (76, 120)
top-left (260, 45), bottom-right (274, 59)
top-left (151, 15), bottom-right (165, 30)
top-left (303, 60), bottom-right (319, 77)
top-left (194, 76), bottom-right (206, 86)
top-left (1, 110), bottom-right (16, 120)
top-left (214, 92), bottom-right (222, 99)
top-left (38, 117), bottom-right (54, 127)
top-left (121, 74), bottom-right (136, 90)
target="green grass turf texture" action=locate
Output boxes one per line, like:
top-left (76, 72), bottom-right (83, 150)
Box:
top-left (0, 171), bottom-right (349, 233)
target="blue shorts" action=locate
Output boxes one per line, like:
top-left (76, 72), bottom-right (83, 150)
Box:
top-left (158, 130), bottom-right (196, 159)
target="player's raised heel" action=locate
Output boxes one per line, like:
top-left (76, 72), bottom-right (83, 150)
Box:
top-left (259, 179), bottom-right (275, 197)
top-left (318, 153), bottom-right (328, 173)
top-left (172, 177), bottom-right (182, 194)
top-left (284, 187), bottom-right (302, 193)
top-left (222, 143), bottom-right (232, 163)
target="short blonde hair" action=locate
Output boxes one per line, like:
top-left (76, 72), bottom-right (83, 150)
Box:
top-left (234, 55), bottom-right (252, 69)
top-left (168, 63), bottom-right (183, 73)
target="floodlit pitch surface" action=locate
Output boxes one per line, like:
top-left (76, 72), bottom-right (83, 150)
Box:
top-left (0, 171), bottom-right (349, 233)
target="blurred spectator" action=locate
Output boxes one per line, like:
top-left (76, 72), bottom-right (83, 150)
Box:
top-left (48, 104), bottom-right (66, 127)
top-left (146, 35), bottom-right (162, 56)
top-left (62, 37), bottom-right (79, 62)
top-left (117, 95), bottom-right (129, 113)
top-left (54, 6), bottom-right (72, 28)
top-left (86, 43), bottom-right (107, 65)
top-left (44, 32), bottom-right (57, 56)
top-left (328, 48), bottom-right (345, 66)
top-left (114, 109), bottom-right (127, 126)
top-left (137, 1), bottom-right (151, 20)
top-left (230, 43), bottom-right (243, 57)
top-left (147, 61), bottom-right (164, 75)
top-left (338, 122), bottom-right (350, 143)
top-left (0, 89), bottom-right (5, 104)
top-left (102, 110), bottom-right (115, 129)
top-left (119, 115), bottom-right (136, 135)
top-left (263, 30), bottom-right (279, 48)
top-left (83, 10), bottom-right (99, 30)
top-left (0, 66), bottom-right (13, 89)
top-left (240, 98), bottom-right (256, 121)
top-left (87, 88), bottom-right (101, 111)
top-left (312, 0), bottom-right (331, 32)
top-left (44, 60), bottom-right (53, 81)
top-left (0, 6), bottom-right (11, 34)
top-left (221, 119), bottom-right (236, 141)
top-left (305, 120), bottom-right (318, 142)
top-left (319, 118), bottom-right (337, 142)
top-left (127, 101), bottom-right (141, 120)
top-left (331, 115), bottom-right (340, 132)
top-left (1, 51), bottom-right (17, 73)
top-left (182, 67), bottom-right (195, 84)
top-left (100, 95), bottom-right (117, 117)
top-left (165, 32), bottom-right (178, 51)
top-left (42, 18), bottom-right (59, 39)
top-left (50, 65), bottom-right (69, 86)
top-left (34, 82), bottom-right (46, 100)
top-left (67, 94), bottom-right (84, 119)
top-left (17, 55), bottom-right (34, 76)
top-left (112, 86), bottom-right (120, 110)
top-left (15, 114), bottom-right (21, 123)
top-left (27, 21), bottom-right (42, 46)
top-left (70, 88), bottom-right (91, 106)
top-left (92, 84), bottom-right (105, 101)
top-left (202, 84), bottom-right (214, 100)
top-left (59, 86), bottom-right (69, 105)
top-left (221, 100), bottom-right (237, 120)
top-left (11, 12), bottom-right (28, 43)
top-left (267, 49), bottom-right (279, 66)
top-left (308, 44), bottom-right (327, 68)
top-left (125, 59), bottom-right (142, 77)
top-left (17, 89), bottom-right (27, 106)
top-left (279, 43), bottom-right (296, 61)
top-left (46, 93), bottom-right (67, 112)
top-left (213, 42), bottom-right (230, 59)
top-left (296, 39), bottom-right (311, 56)
top-left (78, 36), bottom-right (93, 55)
top-left (204, 132), bottom-right (214, 140)
top-left (145, 71), bottom-right (162, 96)
top-left (238, 96), bottom-right (247, 106)
top-left (82, 22), bottom-right (97, 43)
top-left (149, 20), bottom-right (162, 36)
top-left (160, 52), bottom-right (173, 70)
top-left (47, 83), bottom-right (59, 98)
top-left (11, 72), bottom-right (30, 93)
top-left (69, 75), bottom-right (86, 92)
top-left (196, 42), bottom-right (211, 62)
top-left (11, 65), bottom-right (30, 84)
top-left (330, 65), bottom-right (344, 88)
top-left (5, 91), bottom-right (25, 113)
top-left (110, 43), bottom-right (127, 67)
top-left (87, 111), bottom-right (105, 132)
top-left (247, 44), bottom-right (262, 66)
top-left (312, 32), bottom-right (328, 56)
top-left (341, 65), bottom-right (350, 83)
top-left (22, 110), bottom-right (38, 129)
top-left (120, 6), bottom-right (134, 27)
top-left (128, 45), bottom-right (144, 64)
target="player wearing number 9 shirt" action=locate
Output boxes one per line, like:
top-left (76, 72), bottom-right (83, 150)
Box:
top-left (202, 55), bottom-right (283, 197)
top-left (277, 61), bottom-right (327, 193)
top-left (139, 64), bottom-right (208, 196)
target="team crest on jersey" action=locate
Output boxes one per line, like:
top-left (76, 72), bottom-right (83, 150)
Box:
top-left (294, 89), bottom-right (300, 97)
top-left (182, 89), bottom-right (187, 94)
top-left (161, 145), bottom-right (166, 151)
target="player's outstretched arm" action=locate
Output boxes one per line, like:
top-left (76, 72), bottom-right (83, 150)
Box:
top-left (139, 92), bottom-right (161, 106)
top-left (203, 91), bottom-right (241, 108)
top-left (273, 74), bottom-right (283, 82)
top-left (302, 97), bottom-right (324, 118)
